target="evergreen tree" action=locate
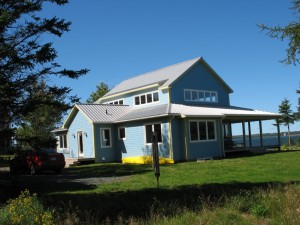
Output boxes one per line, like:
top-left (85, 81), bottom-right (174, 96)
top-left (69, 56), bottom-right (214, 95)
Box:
top-left (0, 0), bottom-right (89, 131)
top-left (16, 80), bottom-right (68, 148)
top-left (278, 99), bottom-right (296, 147)
top-left (86, 82), bottom-right (109, 103)
top-left (259, 0), bottom-right (300, 65)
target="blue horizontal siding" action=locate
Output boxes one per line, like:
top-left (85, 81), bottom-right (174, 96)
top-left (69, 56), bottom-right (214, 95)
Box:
top-left (170, 62), bottom-right (231, 106)
top-left (118, 118), bottom-right (171, 159)
top-left (68, 110), bottom-right (94, 159)
top-left (94, 124), bottom-right (118, 162)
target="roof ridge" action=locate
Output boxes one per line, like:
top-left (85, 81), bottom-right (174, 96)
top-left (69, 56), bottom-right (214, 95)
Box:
top-left (118, 57), bottom-right (201, 83)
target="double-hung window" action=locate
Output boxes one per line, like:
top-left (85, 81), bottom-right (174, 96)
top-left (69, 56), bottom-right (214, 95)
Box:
top-left (100, 128), bottom-right (112, 147)
top-left (59, 135), bottom-right (67, 148)
top-left (145, 123), bottom-right (162, 144)
top-left (189, 120), bottom-right (216, 142)
top-left (118, 127), bottom-right (126, 140)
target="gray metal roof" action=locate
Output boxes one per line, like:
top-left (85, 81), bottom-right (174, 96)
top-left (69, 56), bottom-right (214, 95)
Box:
top-left (63, 103), bottom-right (280, 127)
top-left (115, 104), bottom-right (170, 122)
top-left (75, 104), bottom-right (133, 123)
top-left (98, 57), bottom-right (233, 101)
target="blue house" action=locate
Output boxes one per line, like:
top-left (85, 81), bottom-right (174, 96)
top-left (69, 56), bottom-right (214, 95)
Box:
top-left (54, 57), bottom-right (281, 164)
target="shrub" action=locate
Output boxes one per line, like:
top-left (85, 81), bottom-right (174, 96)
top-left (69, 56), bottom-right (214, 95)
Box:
top-left (0, 190), bottom-right (54, 225)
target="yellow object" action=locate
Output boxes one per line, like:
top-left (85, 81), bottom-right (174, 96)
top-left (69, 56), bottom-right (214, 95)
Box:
top-left (122, 156), bottom-right (174, 164)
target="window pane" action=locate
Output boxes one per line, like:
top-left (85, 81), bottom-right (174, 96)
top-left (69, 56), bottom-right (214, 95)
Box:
top-left (199, 91), bottom-right (205, 101)
top-left (153, 92), bottom-right (159, 102)
top-left (205, 92), bottom-right (211, 102)
top-left (141, 95), bottom-right (146, 104)
top-left (119, 127), bottom-right (125, 139)
top-left (63, 135), bottom-right (67, 148)
top-left (207, 122), bottom-right (215, 140)
top-left (102, 129), bottom-right (110, 146)
top-left (185, 90), bottom-right (191, 101)
top-left (147, 93), bottom-right (152, 103)
top-left (119, 100), bottom-right (124, 105)
top-left (192, 91), bottom-right (198, 101)
top-left (211, 92), bottom-right (217, 102)
top-left (135, 96), bottom-right (140, 105)
top-left (199, 122), bottom-right (207, 140)
top-left (190, 122), bottom-right (198, 141)
top-left (154, 124), bottom-right (162, 142)
top-left (145, 125), bottom-right (153, 143)
top-left (114, 101), bottom-right (118, 104)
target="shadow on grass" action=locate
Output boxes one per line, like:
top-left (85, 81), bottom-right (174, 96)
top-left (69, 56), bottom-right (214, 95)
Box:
top-left (0, 163), bottom-right (153, 203)
top-left (65, 163), bottom-right (153, 177)
top-left (43, 181), bottom-right (299, 223)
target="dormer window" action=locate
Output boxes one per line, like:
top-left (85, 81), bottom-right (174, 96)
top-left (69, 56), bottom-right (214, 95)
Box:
top-left (184, 89), bottom-right (218, 103)
top-left (134, 91), bottom-right (159, 106)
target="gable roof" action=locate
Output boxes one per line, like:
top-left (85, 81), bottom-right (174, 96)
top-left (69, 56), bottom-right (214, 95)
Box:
top-left (62, 103), bottom-right (280, 127)
top-left (97, 57), bottom-right (233, 102)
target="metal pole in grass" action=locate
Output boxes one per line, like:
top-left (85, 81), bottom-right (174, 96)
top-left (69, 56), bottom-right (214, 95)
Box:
top-left (152, 132), bottom-right (160, 188)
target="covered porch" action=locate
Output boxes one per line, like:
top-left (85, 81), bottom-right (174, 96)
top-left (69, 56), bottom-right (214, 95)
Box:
top-left (222, 115), bottom-right (282, 156)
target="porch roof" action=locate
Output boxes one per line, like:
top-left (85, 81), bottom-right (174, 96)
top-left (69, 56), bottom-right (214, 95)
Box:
top-left (115, 104), bottom-right (281, 123)
top-left (62, 103), bottom-right (281, 127)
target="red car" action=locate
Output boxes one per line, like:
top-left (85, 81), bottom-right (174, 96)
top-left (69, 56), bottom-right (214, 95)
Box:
top-left (10, 148), bottom-right (65, 175)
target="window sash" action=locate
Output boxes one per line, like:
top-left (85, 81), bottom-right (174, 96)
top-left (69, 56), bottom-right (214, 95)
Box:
top-left (101, 128), bottom-right (111, 147)
top-left (145, 123), bottom-right (162, 144)
top-left (189, 121), bottom-right (216, 142)
top-left (184, 89), bottom-right (218, 103)
top-left (134, 92), bottom-right (159, 105)
top-left (119, 127), bottom-right (126, 139)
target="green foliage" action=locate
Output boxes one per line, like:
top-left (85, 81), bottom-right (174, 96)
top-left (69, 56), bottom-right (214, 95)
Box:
top-left (0, 190), bottom-right (54, 225)
top-left (16, 80), bottom-right (65, 148)
top-left (86, 82), bottom-right (109, 103)
top-left (278, 99), bottom-right (296, 147)
top-left (259, 0), bottom-right (300, 65)
top-left (0, 0), bottom-right (89, 131)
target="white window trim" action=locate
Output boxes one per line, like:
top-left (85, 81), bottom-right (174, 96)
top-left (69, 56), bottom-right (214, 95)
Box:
top-left (118, 127), bottom-right (126, 140)
top-left (133, 91), bottom-right (160, 106)
top-left (189, 120), bottom-right (217, 143)
top-left (184, 89), bottom-right (218, 103)
top-left (59, 134), bottom-right (68, 149)
top-left (144, 122), bottom-right (163, 145)
top-left (100, 128), bottom-right (112, 148)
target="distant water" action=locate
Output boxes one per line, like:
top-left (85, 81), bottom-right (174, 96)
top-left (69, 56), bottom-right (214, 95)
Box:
top-left (232, 134), bottom-right (300, 147)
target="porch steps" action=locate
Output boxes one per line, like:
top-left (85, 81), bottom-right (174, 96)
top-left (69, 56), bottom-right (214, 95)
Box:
top-left (65, 158), bottom-right (79, 167)
top-left (64, 158), bottom-right (96, 167)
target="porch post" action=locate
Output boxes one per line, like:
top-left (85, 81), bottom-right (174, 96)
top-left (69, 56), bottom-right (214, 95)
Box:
top-left (242, 120), bottom-right (246, 148)
top-left (259, 120), bottom-right (263, 147)
top-left (276, 119), bottom-right (281, 151)
top-left (248, 121), bottom-right (252, 148)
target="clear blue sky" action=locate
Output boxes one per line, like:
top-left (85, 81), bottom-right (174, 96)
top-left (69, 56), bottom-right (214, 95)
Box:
top-left (43, 0), bottom-right (299, 133)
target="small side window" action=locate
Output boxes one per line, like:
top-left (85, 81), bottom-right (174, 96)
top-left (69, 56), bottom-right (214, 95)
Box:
top-left (118, 127), bottom-right (126, 140)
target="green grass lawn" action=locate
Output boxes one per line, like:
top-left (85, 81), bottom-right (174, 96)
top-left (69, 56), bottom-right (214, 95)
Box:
top-left (3, 151), bottom-right (300, 224)
top-left (56, 150), bottom-right (300, 195)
